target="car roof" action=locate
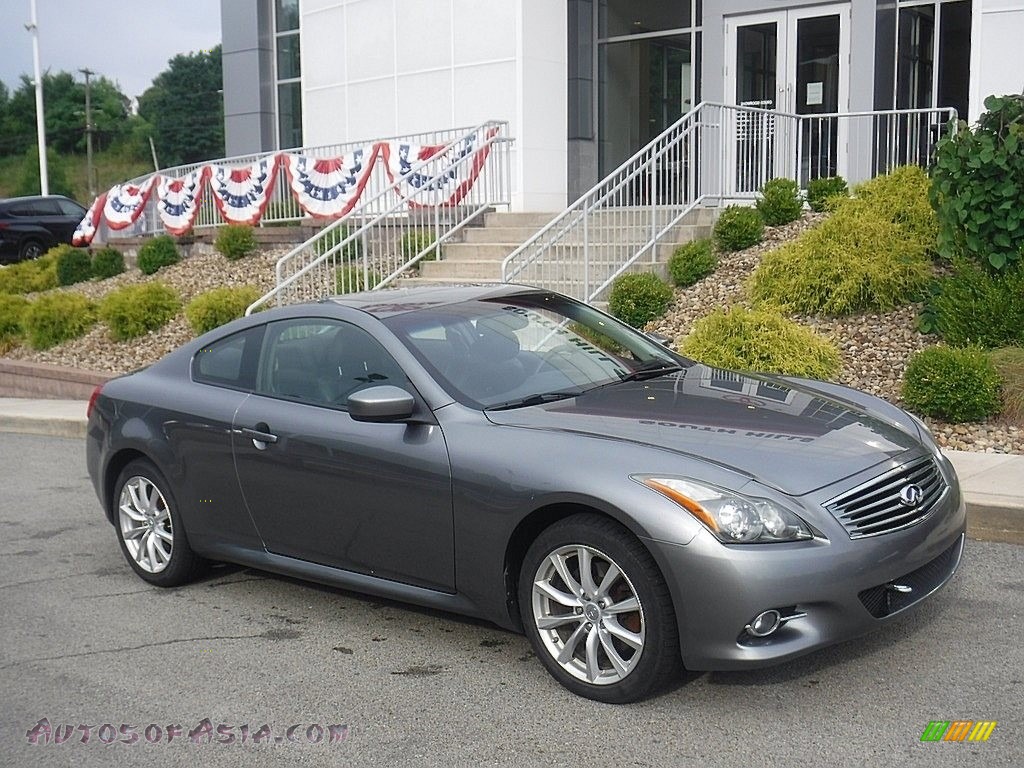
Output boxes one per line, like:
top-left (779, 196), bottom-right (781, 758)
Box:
top-left (321, 284), bottom-right (542, 318)
top-left (0, 194), bottom-right (79, 205)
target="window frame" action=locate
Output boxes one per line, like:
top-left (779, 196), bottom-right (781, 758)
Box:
top-left (191, 325), bottom-right (266, 392)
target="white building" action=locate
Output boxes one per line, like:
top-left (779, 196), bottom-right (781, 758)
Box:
top-left (221, 0), bottom-right (1024, 211)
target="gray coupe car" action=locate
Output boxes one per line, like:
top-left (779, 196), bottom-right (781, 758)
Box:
top-left (86, 285), bottom-right (965, 703)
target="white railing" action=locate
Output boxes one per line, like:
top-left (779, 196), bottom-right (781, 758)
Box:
top-left (100, 125), bottom-right (496, 239)
top-left (502, 102), bottom-right (957, 303)
top-left (246, 120), bottom-right (512, 314)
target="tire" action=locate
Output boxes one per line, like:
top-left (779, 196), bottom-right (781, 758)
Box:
top-left (112, 459), bottom-right (206, 587)
top-left (518, 513), bottom-right (682, 703)
top-left (19, 239), bottom-right (45, 261)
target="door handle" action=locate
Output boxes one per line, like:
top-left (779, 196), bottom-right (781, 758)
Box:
top-left (241, 423), bottom-right (278, 448)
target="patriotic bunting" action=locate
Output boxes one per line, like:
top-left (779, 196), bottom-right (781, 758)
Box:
top-left (102, 177), bottom-right (157, 230)
top-left (72, 193), bottom-right (106, 246)
top-left (156, 167), bottom-right (210, 235)
top-left (208, 156), bottom-right (279, 225)
top-left (284, 147), bottom-right (378, 219)
top-left (382, 127), bottom-right (498, 207)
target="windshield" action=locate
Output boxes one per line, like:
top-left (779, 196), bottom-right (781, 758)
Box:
top-left (384, 292), bottom-right (687, 409)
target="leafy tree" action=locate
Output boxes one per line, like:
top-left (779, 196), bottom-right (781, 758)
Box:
top-left (137, 47), bottom-right (224, 167)
top-left (14, 145), bottom-right (75, 198)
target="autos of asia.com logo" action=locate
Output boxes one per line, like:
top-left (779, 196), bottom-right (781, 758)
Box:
top-left (25, 718), bottom-right (349, 747)
top-left (920, 720), bottom-right (997, 742)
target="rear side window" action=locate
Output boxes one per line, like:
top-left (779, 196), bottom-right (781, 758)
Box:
top-left (9, 200), bottom-right (60, 216)
top-left (193, 325), bottom-right (264, 390)
top-left (57, 199), bottom-right (86, 216)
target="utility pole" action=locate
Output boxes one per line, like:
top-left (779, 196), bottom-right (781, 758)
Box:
top-left (27, 0), bottom-right (48, 195)
top-left (79, 67), bottom-right (96, 198)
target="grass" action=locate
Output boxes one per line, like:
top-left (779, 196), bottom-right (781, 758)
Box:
top-left (0, 149), bottom-right (153, 203)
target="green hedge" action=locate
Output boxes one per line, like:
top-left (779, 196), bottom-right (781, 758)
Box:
top-left (0, 295), bottom-right (30, 346)
top-left (91, 247), bottom-right (125, 280)
top-left (667, 239), bottom-right (717, 287)
top-left (924, 261), bottom-right (1024, 347)
top-left (401, 229), bottom-right (438, 262)
top-left (0, 253), bottom-right (59, 295)
top-left (215, 225), bottom-right (258, 260)
top-left (54, 244), bottom-right (92, 286)
top-left (608, 273), bottom-right (673, 328)
top-left (713, 205), bottom-right (764, 251)
top-left (756, 178), bottom-right (803, 226)
top-left (989, 347), bottom-right (1024, 423)
top-left (99, 282), bottom-right (181, 341)
top-left (137, 235), bottom-right (180, 275)
top-left (185, 286), bottom-right (261, 334)
top-left (902, 346), bottom-right (1002, 423)
top-left (22, 293), bottom-right (96, 349)
top-left (335, 266), bottom-right (381, 294)
top-left (806, 176), bottom-right (849, 212)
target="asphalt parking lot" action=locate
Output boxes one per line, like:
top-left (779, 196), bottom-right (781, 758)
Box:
top-left (1, 433), bottom-right (1022, 767)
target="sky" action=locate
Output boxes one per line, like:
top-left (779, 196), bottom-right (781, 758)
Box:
top-left (0, 0), bottom-right (222, 102)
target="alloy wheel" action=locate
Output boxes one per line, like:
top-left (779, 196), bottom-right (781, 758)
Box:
top-left (117, 475), bottom-right (174, 573)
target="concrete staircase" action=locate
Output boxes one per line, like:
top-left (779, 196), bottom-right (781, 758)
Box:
top-left (397, 207), bottom-right (716, 289)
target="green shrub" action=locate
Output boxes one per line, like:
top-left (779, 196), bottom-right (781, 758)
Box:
top-left (335, 265), bottom-right (381, 294)
top-left (401, 229), bottom-right (438, 262)
top-left (931, 93), bottom-right (1024, 271)
top-left (137, 235), bottom-right (180, 275)
top-left (749, 202), bottom-right (932, 315)
top-left (923, 261), bottom-right (1024, 347)
top-left (679, 306), bottom-right (842, 380)
top-left (902, 346), bottom-right (1002, 423)
top-left (185, 286), bottom-right (261, 335)
top-left (54, 244), bottom-right (92, 286)
top-left (851, 165), bottom-right (938, 256)
top-left (91, 247), bottom-right (125, 280)
top-left (99, 282), bottom-right (181, 341)
top-left (668, 239), bottom-right (717, 287)
top-left (608, 273), bottom-right (674, 328)
top-left (756, 178), bottom-right (803, 226)
top-left (713, 205), bottom-right (764, 251)
top-left (215, 224), bottom-right (258, 260)
top-left (0, 253), bottom-right (58, 294)
top-left (22, 293), bottom-right (96, 349)
top-left (0, 294), bottom-right (30, 344)
top-left (806, 176), bottom-right (848, 212)
top-left (989, 347), bottom-right (1024, 423)
top-left (317, 225), bottom-right (363, 260)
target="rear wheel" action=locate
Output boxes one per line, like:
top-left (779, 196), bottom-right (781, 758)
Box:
top-left (112, 459), bottom-right (205, 587)
top-left (518, 514), bottom-right (681, 703)
top-left (19, 239), bottom-right (44, 261)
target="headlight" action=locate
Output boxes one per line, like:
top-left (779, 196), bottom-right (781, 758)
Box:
top-left (633, 475), bottom-right (815, 544)
top-left (906, 411), bottom-right (943, 456)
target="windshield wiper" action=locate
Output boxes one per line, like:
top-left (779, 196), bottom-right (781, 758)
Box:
top-left (484, 389), bottom-right (585, 411)
top-left (619, 359), bottom-right (684, 382)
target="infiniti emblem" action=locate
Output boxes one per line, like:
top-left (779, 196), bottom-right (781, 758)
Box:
top-left (899, 484), bottom-right (924, 507)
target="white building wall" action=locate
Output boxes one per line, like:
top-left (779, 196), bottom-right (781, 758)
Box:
top-left (300, 0), bottom-right (568, 211)
top-left (970, 0), bottom-right (1024, 123)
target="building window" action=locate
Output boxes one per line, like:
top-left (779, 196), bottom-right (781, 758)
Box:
top-left (275, 0), bottom-right (302, 149)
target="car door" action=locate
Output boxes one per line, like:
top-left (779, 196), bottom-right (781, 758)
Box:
top-left (231, 316), bottom-right (456, 591)
top-left (55, 198), bottom-right (87, 242)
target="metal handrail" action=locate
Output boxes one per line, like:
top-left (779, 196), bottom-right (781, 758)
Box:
top-left (246, 120), bottom-right (512, 315)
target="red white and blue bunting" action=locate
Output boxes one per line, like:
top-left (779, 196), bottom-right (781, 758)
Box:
top-left (208, 157), bottom-right (279, 225)
top-left (284, 147), bottom-right (378, 219)
top-left (381, 127), bottom-right (498, 207)
top-left (156, 167), bottom-right (210, 236)
top-left (102, 177), bottom-right (158, 230)
top-left (72, 193), bottom-right (106, 246)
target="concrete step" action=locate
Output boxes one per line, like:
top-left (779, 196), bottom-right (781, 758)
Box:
top-left (461, 226), bottom-right (547, 244)
top-left (483, 212), bottom-right (559, 229)
top-left (419, 259), bottom-right (504, 279)
top-left (441, 243), bottom-right (520, 261)
top-left (461, 222), bottom-right (713, 248)
top-left (394, 276), bottom-right (505, 288)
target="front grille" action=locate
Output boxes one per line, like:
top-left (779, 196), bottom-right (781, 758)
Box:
top-left (858, 534), bottom-right (964, 618)
top-left (824, 456), bottom-right (946, 539)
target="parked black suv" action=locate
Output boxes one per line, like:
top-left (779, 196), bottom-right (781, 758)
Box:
top-left (0, 195), bottom-right (88, 262)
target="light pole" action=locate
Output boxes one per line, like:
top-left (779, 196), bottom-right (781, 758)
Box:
top-left (26, 0), bottom-right (48, 195)
top-left (79, 67), bottom-right (96, 198)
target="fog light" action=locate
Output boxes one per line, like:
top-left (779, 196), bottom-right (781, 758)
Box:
top-left (746, 609), bottom-right (782, 638)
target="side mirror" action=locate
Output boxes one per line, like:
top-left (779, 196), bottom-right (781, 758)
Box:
top-left (347, 385), bottom-right (416, 423)
top-left (646, 332), bottom-right (672, 348)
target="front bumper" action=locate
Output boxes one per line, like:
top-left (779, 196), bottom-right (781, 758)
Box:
top-left (644, 472), bottom-right (966, 671)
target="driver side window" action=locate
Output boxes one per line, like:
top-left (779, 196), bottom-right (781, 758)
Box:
top-left (256, 318), bottom-right (408, 409)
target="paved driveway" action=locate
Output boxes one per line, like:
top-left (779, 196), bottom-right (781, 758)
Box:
top-left (1, 433), bottom-right (1021, 767)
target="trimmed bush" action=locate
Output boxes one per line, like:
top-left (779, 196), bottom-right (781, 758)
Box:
top-left (902, 346), bottom-right (1002, 423)
top-left (215, 224), bottom-right (258, 260)
top-left (851, 165), bottom-right (938, 256)
top-left (931, 93), bottom-right (1024, 271)
top-left (22, 293), bottom-right (96, 349)
top-left (316, 225), bottom-right (363, 260)
top-left (91, 247), bottom-right (125, 280)
top-left (0, 253), bottom-right (58, 295)
top-left (335, 265), bottom-right (381, 294)
top-left (0, 294), bottom-right (30, 344)
top-left (185, 286), bottom-right (261, 335)
top-left (806, 176), bottom-right (848, 212)
top-left (54, 244), bottom-right (92, 286)
top-left (749, 202), bottom-right (932, 315)
top-left (99, 282), bottom-right (181, 341)
top-left (668, 239), bottom-right (717, 287)
top-left (608, 273), bottom-right (674, 329)
top-left (679, 306), bottom-right (842, 380)
top-left (756, 178), bottom-right (803, 226)
top-left (137, 235), bottom-right (180, 275)
top-left (925, 261), bottom-right (1024, 347)
top-left (989, 347), bottom-right (1024, 423)
top-left (713, 205), bottom-right (764, 251)
top-left (401, 229), bottom-right (438, 262)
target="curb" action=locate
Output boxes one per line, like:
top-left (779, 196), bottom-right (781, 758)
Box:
top-left (0, 415), bottom-right (87, 439)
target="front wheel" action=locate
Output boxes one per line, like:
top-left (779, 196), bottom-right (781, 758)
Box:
top-left (112, 459), bottom-right (205, 587)
top-left (19, 239), bottom-right (44, 261)
top-left (518, 514), bottom-right (681, 703)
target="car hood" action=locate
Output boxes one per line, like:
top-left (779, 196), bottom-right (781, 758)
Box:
top-left (484, 365), bottom-right (920, 495)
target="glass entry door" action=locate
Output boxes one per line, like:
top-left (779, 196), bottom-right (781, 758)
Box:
top-left (725, 4), bottom-right (849, 193)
